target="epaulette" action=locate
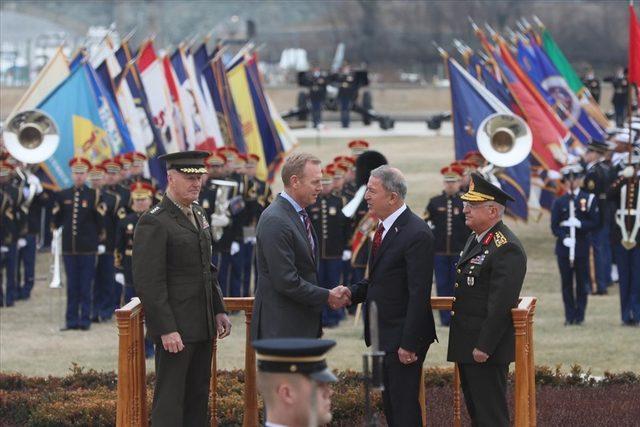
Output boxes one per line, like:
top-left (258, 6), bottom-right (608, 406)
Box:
top-left (117, 206), bottom-right (127, 219)
top-left (149, 205), bottom-right (163, 215)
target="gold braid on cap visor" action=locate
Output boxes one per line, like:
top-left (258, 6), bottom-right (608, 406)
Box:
top-left (178, 167), bottom-right (208, 174)
top-left (460, 191), bottom-right (495, 202)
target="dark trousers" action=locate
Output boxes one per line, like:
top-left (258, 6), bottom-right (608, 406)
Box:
top-left (219, 251), bottom-right (242, 297)
top-left (63, 254), bottom-right (96, 329)
top-left (348, 266), bottom-right (366, 314)
top-left (557, 256), bottom-right (589, 324)
top-left (339, 97), bottom-right (352, 128)
top-left (152, 340), bottom-right (212, 427)
top-left (0, 243), bottom-right (18, 306)
top-left (240, 242), bottom-right (255, 297)
top-left (318, 258), bottom-right (344, 326)
top-left (18, 234), bottom-right (37, 298)
top-left (590, 224), bottom-right (612, 292)
top-left (614, 102), bottom-right (627, 128)
top-left (434, 254), bottom-right (459, 326)
top-left (311, 100), bottom-right (323, 127)
top-left (458, 363), bottom-right (510, 427)
top-left (614, 243), bottom-right (640, 323)
top-left (382, 348), bottom-right (427, 427)
top-left (93, 253), bottom-right (115, 320)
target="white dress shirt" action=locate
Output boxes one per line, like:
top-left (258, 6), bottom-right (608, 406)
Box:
top-left (380, 203), bottom-right (407, 240)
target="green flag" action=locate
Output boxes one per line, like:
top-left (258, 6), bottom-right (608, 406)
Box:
top-left (541, 29), bottom-right (584, 94)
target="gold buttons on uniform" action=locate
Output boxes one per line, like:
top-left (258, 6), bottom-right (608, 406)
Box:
top-left (452, 297), bottom-right (456, 302)
top-left (450, 310), bottom-right (455, 316)
top-left (455, 283), bottom-right (459, 288)
top-left (457, 269), bottom-right (461, 274)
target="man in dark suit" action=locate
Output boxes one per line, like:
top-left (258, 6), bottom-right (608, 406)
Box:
top-left (133, 151), bottom-right (232, 427)
top-left (344, 165), bottom-right (437, 427)
top-left (251, 152), bottom-right (350, 340)
top-left (447, 173), bottom-right (527, 427)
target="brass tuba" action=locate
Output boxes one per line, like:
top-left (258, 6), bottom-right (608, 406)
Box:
top-left (476, 113), bottom-right (532, 168)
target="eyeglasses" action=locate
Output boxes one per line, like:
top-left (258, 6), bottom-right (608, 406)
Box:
top-left (462, 201), bottom-right (491, 210)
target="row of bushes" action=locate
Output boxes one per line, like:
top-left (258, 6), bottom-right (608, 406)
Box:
top-left (1, 364), bottom-right (638, 426)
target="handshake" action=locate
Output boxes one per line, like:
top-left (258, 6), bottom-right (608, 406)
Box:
top-left (328, 285), bottom-right (352, 310)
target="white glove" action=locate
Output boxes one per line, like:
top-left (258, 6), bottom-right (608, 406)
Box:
top-left (562, 237), bottom-right (576, 248)
top-left (27, 173), bottom-right (43, 195)
top-left (115, 273), bottom-right (125, 286)
top-left (97, 244), bottom-right (106, 254)
top-left (560, 218), bottom-right (581, 228)
top-left (0, 246), bottom-right (8, 254)
top-left (17, 238), bottom-right (27, 249)
top-left (230, 241), bottom-right (240, 256)
top-left (342, 250), bottom-right (352, 261)
top-left (621, 166), bottom-right (635, 178)
top-left (426, 220), bottom-right (435, 230)
top-left (547, 169), bottom-right (563, 181)
top-left (243, 236), bottom-right (256, 244)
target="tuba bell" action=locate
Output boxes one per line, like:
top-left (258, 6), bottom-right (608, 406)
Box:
top-left (476, 113), bottom-right (532, 168)
top-left (3, 109), bottom-right (60, 164)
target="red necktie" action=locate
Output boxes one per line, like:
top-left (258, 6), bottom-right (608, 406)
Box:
top-left (371, 223), bottom-right (385, 259)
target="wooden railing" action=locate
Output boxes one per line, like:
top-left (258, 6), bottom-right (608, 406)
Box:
top-left (116, 296), bottom-right (537, 427)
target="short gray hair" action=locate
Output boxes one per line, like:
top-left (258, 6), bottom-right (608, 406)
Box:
top-left (370, 165), bottom-right (407, 200)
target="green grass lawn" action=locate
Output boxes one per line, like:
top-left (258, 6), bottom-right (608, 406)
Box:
top-left (1, 134), bottom-right (637, 377)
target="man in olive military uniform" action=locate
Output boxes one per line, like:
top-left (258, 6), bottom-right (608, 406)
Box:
top-left (53, 157), bottom-right (105, 331)
top-left (307, 167), bottom-right (349, 327)
top-left (604, 68), bottom-right (630, 127)
top-left (551, 164), bottom-right (600, 325)
top-left (582, 140), bottom-right (613, 294)
top-left (582, 68), bottom-right (601, 103)
top-left (424, 165), bottom-right (470, 326)
top-left (132, 151), bottom-right (232, 427)
top-left (448, 173), bottom-right (527, 427)
top-left (115, 181), bottom-right (156, 356)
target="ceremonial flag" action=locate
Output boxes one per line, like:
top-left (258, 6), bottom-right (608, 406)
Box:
top-left (447, 56), bottom-right (530, 220)
top-left (629, 4), bottom-right (640, 85)
top-left (161, 54), bottom-right (188, 151)
top-left (37, 64), bottom-right (134, 189)
top-left (516, 39), bottom-right (605, 144)
top-left (227, 58), bottom-right (268, 180)
top-left (137, 40), bottom-right (181, 153)
top-left (468, 52), bottom-right (521, 115)
top-left (202, 54), bottom-right (247, 152)
top-left (10, 47), bottom-right (69, 116)
top-left (266, 94), bottom-right (297, 154)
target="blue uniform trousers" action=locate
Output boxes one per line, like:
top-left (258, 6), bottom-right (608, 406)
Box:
top-left (557, 256), bottom-right (589, 324)
top-left (218, 252), bottom-right (242, 297)
top-left (318, 258), bottom-right (344, 327)
top-left (614, 243), bottom-right (640, 324)
top-left (590, 224), bottom-right (612, 292)
top-left (0, 244), bottom-right (18, 307)
top-left (434, 254), bottom-right (459, 326)
top-left (63, 254), bottom-right (96, 329)
top-left (240, 242), bottom-right (255, 297)
top-left (339, 98), bottom-right (352, 128)
top-left (18, 234), bottom-right (37, 299)
top-left (311, 100), bottom-right (323, 128)
top-left (93, 254), bottom-right (115, 320)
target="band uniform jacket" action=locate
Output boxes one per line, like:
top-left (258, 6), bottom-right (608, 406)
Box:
top-left (0, 190), bottom-right (16, 246)
top-left (608, 171), bottom-right (640, 246)
top-left (132, 196), bottom-right (226, 342)
top-left (551, 190), bottom-right (599, 258)
top-left (447, 221), bottom-right (527, 364)
top-left (348, 208), bottom-right (438, 353)
top-left (251, 195), bottom-right (328, 340)
top-left (52, 185), bottom-right (104, 254)
top-left (307, 193), bottom-right (349, 259)
top-left (98, 189), bottom-right (122, 254)
top-left (583, 160), bottom-right (612, 226)
top-left (424, 192), bottom-right (470, 256)
top-left (115, 211), bottom-right (141, 286)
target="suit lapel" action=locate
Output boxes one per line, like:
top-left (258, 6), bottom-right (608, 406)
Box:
top-left (162, 197), bottom-right (197, 233)
top-left (369, 207), bottom-right (411, 273)
top-left (276, 195), bottom-right (316, 263)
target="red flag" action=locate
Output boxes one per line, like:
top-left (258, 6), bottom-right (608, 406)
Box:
top-left (629, 4), bottom-right (640, 85)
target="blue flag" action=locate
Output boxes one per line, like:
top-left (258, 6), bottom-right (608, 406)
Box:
top-left (448, 57), bottom-right (530, 220)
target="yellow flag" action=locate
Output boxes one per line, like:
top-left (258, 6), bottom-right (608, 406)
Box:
top-left (72, 115), bottom-right (111, 162)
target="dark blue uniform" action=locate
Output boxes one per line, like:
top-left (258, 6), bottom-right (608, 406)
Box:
top-left (309, 72), bottom-right (328, 128)
top-left (240, 176), bottom-right (271, 297)
top-left (17, 189), bottom-right (50, 300)
top-left (53, 185), bottom-right (104, 330)
top-left (551, 189), bottom-right (599, 324)
top-left (583, 160), bottom-right (613, 294)
top-left (307, 193), bottom-right (349, 326)
top-left (609, 170), bottom-right (640, 325)
top-left (424, 191), bottom-right (471, 326)
top-left (335, 73), bottom-right (357, 128)
top-left (0, 182), bottom-right (22, 307)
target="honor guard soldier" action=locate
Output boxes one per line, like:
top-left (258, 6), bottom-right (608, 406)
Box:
top-left (448, 173), bottom-right (527, 427)
top-left (116, 153), bottom-right (133, 188)
top-left (309, 67), bottom-right (328, 128)
top-left (604, 67), bottom-right (630, 127)
top-left (114, 181), bottom-right (156, 356)
top-left (348, 139), bottom-right (369, 158)
top-left (103, 158), bottom-right (130, 211)
top-left (582, 139), bottom-right (613, 294)
top-left (88, 164), bottom-right (121, 322)
top-left (335, 156), bottom-right (357, 200)
top-left (336, 65), bottom-right (357, 128)
top-left (582, 68), bottom-right (601, 103)
top-left (199, 151), bottom-right (227, 228)
top-left (254, 338), bottom-right (337, 427)
top-left (551, 164), bottom-right (600, 325)
top-left (450, 160), bottom-right (477, 193)
top-left (127, 152), bottom-right (152, 184)
top-left (53, 157), bottom-right (105, 331)
top-left (608, 150), bottom-right (640, 326)
top-left (307, 167), bottom-right (349, 327)
top-left (0, 161), bottom-right (21, 307)
top-left (240, 154), bottom-right (266, 297)
top-left (132, 151), bottom-right (231, 427)
top-left (424, 165), bottom-right (470, 326)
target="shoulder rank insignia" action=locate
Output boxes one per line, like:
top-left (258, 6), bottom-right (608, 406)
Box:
top-left (117, 207), bottom-right (127, 219)
top-left (149, 206), bottom-right (161, 214)
top-left (494, 231), bottom-right (507, 247)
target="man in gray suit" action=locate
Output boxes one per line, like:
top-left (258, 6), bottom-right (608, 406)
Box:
top-left (251, 152), bottom-right (350, 339)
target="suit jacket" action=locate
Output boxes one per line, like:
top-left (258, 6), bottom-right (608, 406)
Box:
top-left (348, 207), bottom-right (437, 353)
top-left (251, 194), bottom-right (329, 340)
top-left (447, 221), bottom-right (527, 364)
top-left (132, 196), bottom-right (226, 343)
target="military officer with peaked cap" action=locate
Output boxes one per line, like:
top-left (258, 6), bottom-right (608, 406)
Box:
top-left (254, 338), bottom-right (337, 427)
top-left (132, 150), bottom-right (232, 427)
top-left (447, 173), bottom-right (527, 427)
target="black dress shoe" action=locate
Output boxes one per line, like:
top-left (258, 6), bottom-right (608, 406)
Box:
top-left (79, 325), bottom-right (91, 331)
top-left (91, 317), bottom-right (101, 323)
top-left (60, 326), bottom-right (79, 331)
